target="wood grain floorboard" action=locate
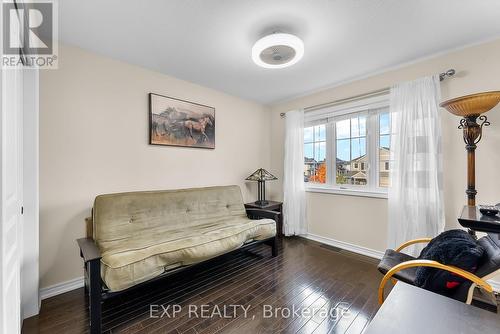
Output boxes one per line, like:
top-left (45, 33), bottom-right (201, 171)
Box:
top-left (188, 251), bottom-right (329, 334)
top-left (23, 237), bottom-right (388, 334)
top-left (212, 258), bottom-right (330, 334)
top-left (141, 250), bottom-right (295, 334)
top-left (128, 241), bottom-right (301, 334)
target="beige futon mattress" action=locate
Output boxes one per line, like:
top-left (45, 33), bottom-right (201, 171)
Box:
top-left (99, 217), bottom-right (276, 291)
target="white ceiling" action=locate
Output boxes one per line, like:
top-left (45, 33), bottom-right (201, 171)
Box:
top-left (59, 0), bottom-right (500, 105)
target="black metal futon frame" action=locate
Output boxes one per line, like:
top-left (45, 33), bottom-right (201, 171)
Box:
top-left (77, 207), bottom-right (279, 333)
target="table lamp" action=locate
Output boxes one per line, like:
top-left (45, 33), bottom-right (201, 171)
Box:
top-left (245, 168), bottom-right (278, 206)
top-left (440, 91), bottom-right (500, 206)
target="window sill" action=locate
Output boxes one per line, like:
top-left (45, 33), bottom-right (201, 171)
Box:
top-left (305, 186), bottom-right (388, 199)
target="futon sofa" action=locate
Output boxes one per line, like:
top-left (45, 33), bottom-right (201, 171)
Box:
top-left (77, 185), bottom-right (278, 333)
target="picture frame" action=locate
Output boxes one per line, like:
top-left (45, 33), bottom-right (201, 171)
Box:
top-left (149, 93), bottom-right (215, 149)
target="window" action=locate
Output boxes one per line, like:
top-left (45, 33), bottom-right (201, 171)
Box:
top-left (304, 124), bottom-right (326, 184)
top-left (302, 94), bottom-right (390, 197)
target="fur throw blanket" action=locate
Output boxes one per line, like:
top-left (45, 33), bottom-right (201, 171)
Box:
top-left (415, 229), bottom-right (485, 294)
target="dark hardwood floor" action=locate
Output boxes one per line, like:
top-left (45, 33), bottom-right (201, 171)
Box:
top-left (23, 237), bottom-right (385, 334)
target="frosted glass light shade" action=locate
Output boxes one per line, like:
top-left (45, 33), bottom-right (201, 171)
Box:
top-left (252, 33), bottom-right (304, 69)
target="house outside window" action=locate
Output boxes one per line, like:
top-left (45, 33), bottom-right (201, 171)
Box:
top-left (303, 94), bottom-right (391, 198)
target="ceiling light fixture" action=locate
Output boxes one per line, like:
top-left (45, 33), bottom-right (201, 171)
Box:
top-left (252, 32), bottom-right (304, 69)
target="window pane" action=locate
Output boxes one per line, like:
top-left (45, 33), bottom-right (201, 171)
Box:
top-left (359, 116), bottom-right (366, 136)
top-left (336, 139), bottom-right (350, 162)
top-left (309, 162), bottom-right (326, 184)
top-left (336, 165), bottom-right (349, 184)
top-left (304, 126), bottom-right (326, 184)
top-left (310, 141), bottom-right (326, 184)
top-left (304, 142), bottom-right (313, 183)
top-left (304, 126), bottom-right (313, 143)
top-left (304, 143), bottom-right (313, 159)
top-left (350, 138), bottom-right (367, 185)
top-left (336, 119), bottom-right (350, 139)
top-left (351, 137), bottom-right (366, 160)
top-left (379, 112), bottom-right (391, 187)
top-left (316, 124), bottom-right (326, 141)
top-left (379, 113), bottom-right (390, 135)
top-left (379, 146), bottom-right (390, 187)
top-left (351, 116), bottom-right (366, 137)
top-left (379, 134), bottom-right (390, 149)
top-left (314, 142), bottom-right (326, 162)
top-left (336, 139), bottom-right (349, 185)
top-left (335, 114), bottom-right (368, 186)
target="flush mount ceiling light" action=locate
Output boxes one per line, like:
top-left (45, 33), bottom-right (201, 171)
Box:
top-left (252, 32), bottom-right (304, 69)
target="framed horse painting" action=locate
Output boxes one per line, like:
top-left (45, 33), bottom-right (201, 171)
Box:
top-left (149, 93), bottom-right (215, 149)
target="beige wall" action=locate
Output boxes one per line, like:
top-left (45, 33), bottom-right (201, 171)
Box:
top-left (40, 45), bottom-right (271, 288)
top-left (270, 39), bottom-right (500, 252)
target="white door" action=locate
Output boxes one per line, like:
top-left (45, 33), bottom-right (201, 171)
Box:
top-left (0, 63), bottom-right (24, 333)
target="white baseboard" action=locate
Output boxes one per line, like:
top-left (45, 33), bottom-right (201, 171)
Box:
top-left (40, 276), bottom-right (84, 300)
top-left (305, 233), bottom-right (384, 259)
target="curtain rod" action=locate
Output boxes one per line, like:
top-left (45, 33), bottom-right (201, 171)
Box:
top-left (280, 69), bottom-right (456, 118)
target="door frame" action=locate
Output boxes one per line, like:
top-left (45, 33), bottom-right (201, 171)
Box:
top-left (0, 0), bottom-right (40, 324)
top-left (21, 68), bottom-right (40, 320)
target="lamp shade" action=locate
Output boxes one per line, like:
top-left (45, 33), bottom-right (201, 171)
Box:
top-left (440, 91), bottom-right (500, 117)
top-left (245, 168), bottom-right (278, 181)
top-left (252, 33), bottom-right (304, 69)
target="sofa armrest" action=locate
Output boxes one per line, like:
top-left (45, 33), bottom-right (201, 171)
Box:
top-left (77, 237), bottom-right (102, 263)
top-left (77, 237), bottom-right (102, 333)
top-left (246, 208), bottom-right (280, 222)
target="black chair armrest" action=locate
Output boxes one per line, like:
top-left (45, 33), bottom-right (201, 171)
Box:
top-left (77, 237), bottom-right (102, 263)
top-left (246, 208), bottom-right (280, 222)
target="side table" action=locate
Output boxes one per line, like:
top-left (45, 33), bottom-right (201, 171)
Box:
top-left (245, 201), bottom-right (283, 237)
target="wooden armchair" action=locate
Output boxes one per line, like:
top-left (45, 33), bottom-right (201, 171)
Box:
top-left (377, 235), bottom-right (500, 306)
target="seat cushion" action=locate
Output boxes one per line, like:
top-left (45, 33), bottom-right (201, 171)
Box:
top-left (100, 216), bottom-right (276, 291)
top-left (377, 249), bottom-right (418, 285)
top-left (476, 235), bottom-right (500, 278)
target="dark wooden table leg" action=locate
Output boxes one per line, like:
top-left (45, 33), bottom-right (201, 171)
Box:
top-left (88, 259), bottom-right (102, 334)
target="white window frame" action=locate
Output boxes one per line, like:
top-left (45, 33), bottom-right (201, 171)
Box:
top-left (304, 94), bottom-right (390, 199)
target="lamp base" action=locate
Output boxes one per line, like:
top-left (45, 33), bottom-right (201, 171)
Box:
top-left (440, 91), bottom-right (500, 207)
top-left (254, 200), bottom-right (269, 206)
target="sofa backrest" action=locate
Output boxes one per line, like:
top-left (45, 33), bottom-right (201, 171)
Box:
top-left (92, 185), bottom-right (246, 244)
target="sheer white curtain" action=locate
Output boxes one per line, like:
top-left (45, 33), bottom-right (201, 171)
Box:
top-left (388, 75), bottom-right (445, 256)
top-left (283, 109), bottom-right (307, 236)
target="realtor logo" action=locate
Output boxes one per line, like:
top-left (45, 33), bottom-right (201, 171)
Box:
top-left (2, 0), bottom-right (58, 68)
